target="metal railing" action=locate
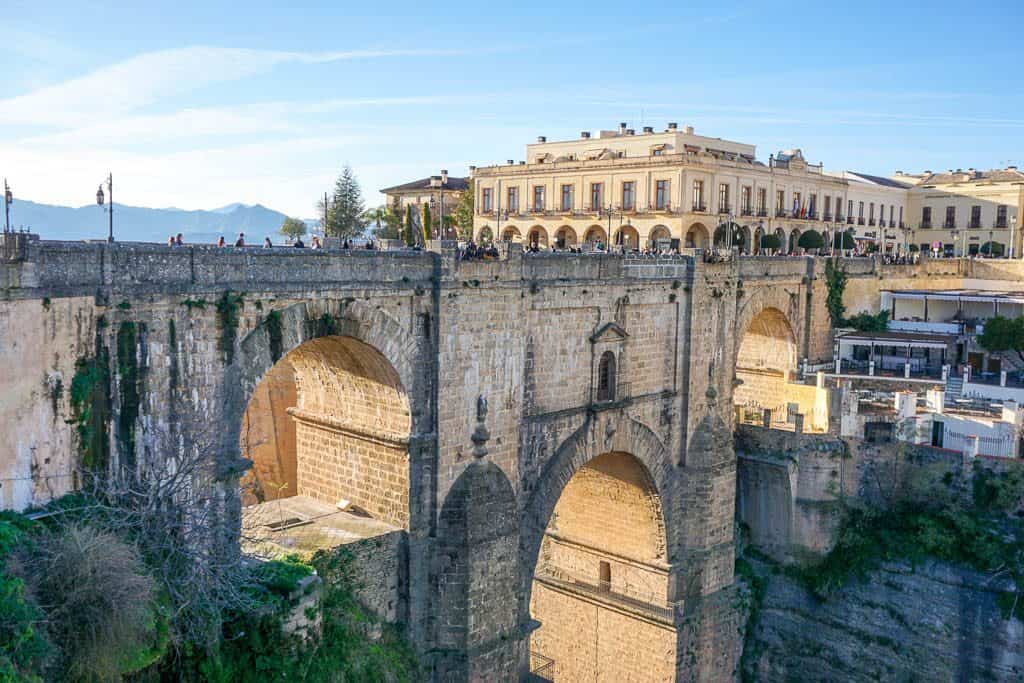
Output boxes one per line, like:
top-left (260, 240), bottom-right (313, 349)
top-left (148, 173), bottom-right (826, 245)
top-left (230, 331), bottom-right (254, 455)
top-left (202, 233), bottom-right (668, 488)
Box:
top-left (534, 562), bottom-right (674, 618)
top-left (530, 652), bottom-right (555, 681)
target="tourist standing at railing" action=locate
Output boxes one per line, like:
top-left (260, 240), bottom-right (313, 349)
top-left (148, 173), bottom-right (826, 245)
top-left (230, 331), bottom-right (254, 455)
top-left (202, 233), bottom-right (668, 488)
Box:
top-left (234, 232), bottom-right (245, 247)
top-left (216, 236), bottom-right (226, 247)
top-left (175, 233), bottom-right (184, 246)
top-left (263, 237), bottom-right (273, 248)
top-left (167, 235), bottom-right (175, 246)
top-left (311, 236), bottom-right (322, 249)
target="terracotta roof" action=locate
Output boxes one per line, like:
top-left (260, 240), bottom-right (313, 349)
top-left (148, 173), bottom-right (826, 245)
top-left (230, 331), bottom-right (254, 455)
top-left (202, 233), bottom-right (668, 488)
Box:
top-left (380, 176), bottom-right (469, 194)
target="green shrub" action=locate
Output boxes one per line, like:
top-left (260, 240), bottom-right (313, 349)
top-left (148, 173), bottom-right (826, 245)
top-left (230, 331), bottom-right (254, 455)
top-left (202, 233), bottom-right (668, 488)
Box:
top-left (0, 514), bottom-right (51, 682)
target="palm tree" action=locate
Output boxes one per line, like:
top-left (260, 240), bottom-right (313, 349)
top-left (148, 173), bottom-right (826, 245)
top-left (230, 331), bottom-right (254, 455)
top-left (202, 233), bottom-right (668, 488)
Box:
top-left (362, 205), bottom-right (387, 239)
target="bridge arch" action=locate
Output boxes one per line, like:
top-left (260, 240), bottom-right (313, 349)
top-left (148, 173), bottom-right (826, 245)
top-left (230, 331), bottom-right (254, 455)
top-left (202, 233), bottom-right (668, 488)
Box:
top-left (225, 300), bottom-right (428, 526)
top-left (520, 413), bottom-right (678, 680)
top-left (733, 303), bottom-right (799, 413)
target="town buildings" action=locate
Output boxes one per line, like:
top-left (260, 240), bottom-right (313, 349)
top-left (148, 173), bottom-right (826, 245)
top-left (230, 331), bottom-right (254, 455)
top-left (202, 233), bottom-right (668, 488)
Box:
top-left (380, 170), bottom-right (467, 240)
top-left (469, 123), bottom-right (1022, 257)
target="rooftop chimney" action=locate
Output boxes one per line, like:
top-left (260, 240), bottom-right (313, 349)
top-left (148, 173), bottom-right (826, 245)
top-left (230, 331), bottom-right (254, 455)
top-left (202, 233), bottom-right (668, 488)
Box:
top-left (441, 169), bottom-right (449, 183)
top-left (507, 159), bottom-right (514, 165)
top-left (468, 165), bottom-right (476, 173)
top-left (643, 126), bottom-right (653, 134)
top-left (537, 136), bottom-right (546, 143)
top-left (619, 122), bottom-right (627, 134)
top-left (519, 161), bottom-right (525, 165)
top-left (581, 131), bottom-right (591, 139)
top-left (626, 128), bottom-right (635, 135)
top-left (667, 122), bottom-right (678, 131)
top-left (684, 125), bottom-right (694, 135)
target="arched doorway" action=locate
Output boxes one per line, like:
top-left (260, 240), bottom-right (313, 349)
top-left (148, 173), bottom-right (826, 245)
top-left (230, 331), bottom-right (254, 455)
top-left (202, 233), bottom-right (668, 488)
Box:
top-left (240, 335), bottom-right (412, 530)
top-left (529, 451), bottom-right (674, 681)
top-left (501, 226), bottom-right (522, 243)
top-left (685, 222), bottom-right (710, 249)
top-left (584, 225), bottom-right (607, 246)
top-left (734, 307), bottom-right (798, 416)
top-left (615, 225), bottom-right (640, 251)
top-left (555, 225), bottom-right (578, 249)
top-left (788, 228), bottom-right (801, 254)
top-left (477, 225), bottom-right (494, 244)
top-left (648, 225), bottom-right (671, 251)
top-left (528, 226), bottom-right (549, 249)
top-left (753, 226), bottom-right (765, 254)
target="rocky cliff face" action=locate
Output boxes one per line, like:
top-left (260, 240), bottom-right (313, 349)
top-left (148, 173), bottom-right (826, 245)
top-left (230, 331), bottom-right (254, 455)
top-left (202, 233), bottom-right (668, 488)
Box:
top-left (744, 557), bottom-right (1024, 682)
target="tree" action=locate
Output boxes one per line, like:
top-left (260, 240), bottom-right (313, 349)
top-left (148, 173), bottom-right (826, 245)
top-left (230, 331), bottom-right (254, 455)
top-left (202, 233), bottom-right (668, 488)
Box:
top-left (978, 316), bottom-right (1024, 363)
top-left (279, 217), bottom-right (307, 242)
top-left (845, 310), bottom-right (889, 332)
top-left (422, 203), bottom-right (432, 242)
top-left (370, 204), bottom-right (403, 241)
top-left (320, 165), bottom-right (366, 239)
top-left (824, 259), bottom-right (847, 326)
top-left (451, 179), bottom-right (475, 241)
top-left (759, 233), bottom-right (782, 252)
top-left (831, 230), bottom-right (855, 250)
top-left (404, 205), bottom-right (416, 246)
top-left (981, 241), bottom-right (1005, 257)
top-left (798, 229), bottom-right (824, 251)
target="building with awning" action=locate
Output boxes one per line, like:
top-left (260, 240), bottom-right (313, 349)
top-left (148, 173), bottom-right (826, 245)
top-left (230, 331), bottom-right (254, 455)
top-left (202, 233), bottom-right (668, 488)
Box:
top-left (834, 330), bottom-right (951, 380)
top-left (882, 289), bottom-right (1024, 336)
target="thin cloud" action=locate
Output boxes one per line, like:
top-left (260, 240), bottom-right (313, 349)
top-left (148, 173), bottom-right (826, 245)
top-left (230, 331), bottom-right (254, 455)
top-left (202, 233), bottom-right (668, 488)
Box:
top-left (0, 45), bottom-right (473, 127)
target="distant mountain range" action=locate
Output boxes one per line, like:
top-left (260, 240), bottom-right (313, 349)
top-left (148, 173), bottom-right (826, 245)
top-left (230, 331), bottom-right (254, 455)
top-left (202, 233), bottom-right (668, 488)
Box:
top-left (4, 199), bottom-right (315, 244)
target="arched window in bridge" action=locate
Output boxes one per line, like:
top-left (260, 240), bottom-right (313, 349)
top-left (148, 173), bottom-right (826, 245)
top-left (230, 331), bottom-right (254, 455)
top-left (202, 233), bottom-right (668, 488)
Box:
top-left (597, 351), bottom-right (616, 402)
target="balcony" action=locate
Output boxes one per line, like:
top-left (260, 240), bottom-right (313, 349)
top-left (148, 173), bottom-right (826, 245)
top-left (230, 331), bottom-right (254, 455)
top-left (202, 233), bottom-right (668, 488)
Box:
top-left (944, 221), bottom-right (956, 229)
top-left (757, 209), bottom-right (768, 217)
top-left (807, 212), bottom-right (819, 221)
top-left (692, 202), bottom-right (707, 212)
top-left (718, 204), bottom-right (731, 214)
top-left (741, 206), bottom-right (753, 216)
top-left (969, 220), bottom-right (982, 229)
top-left (868, 218), bottom-right (876, 226)
top-left (889, 220), bottom-right (896, 228)
top-left (996, 220), bottom-right (1008, 229)
top-left (823, 213), bottom-right (832, 221)
top-left (899, 221), bottom-right (905, 229)
top-left (847, 216), bottom-right (855, 225)
top-left (921, 221), bottom-right (932, 229)
top-left (776, 209), bottom-right (787, 218)
top-left (858, 217), bottom-right (866, 226)
top-left (835, 214), bottom-right (844, 223)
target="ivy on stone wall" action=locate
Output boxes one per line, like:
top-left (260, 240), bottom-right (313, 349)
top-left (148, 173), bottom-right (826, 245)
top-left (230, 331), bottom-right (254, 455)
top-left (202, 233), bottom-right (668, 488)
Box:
top-left (824, 259), bottom-right (847, 326)
top-left (264, 310), bottom-right (284, 363)
top-left (215, 291), bottom-right (244, 364)
top-left (116, 322), bottom-right (141, 471)
top-left (69, 350), bottom-right (111, 473)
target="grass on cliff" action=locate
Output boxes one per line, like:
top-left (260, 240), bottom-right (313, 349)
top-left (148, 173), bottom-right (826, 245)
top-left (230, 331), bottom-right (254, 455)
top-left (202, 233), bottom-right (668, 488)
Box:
top-left (800, 462), bottom-right (1024, 617)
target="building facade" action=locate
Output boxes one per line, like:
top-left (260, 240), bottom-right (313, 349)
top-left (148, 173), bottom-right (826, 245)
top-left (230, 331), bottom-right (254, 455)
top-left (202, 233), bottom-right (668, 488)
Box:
top-left (471, 123), bottom-right (1020, 257)
top-left (381, 170), bottom-right (468, 239)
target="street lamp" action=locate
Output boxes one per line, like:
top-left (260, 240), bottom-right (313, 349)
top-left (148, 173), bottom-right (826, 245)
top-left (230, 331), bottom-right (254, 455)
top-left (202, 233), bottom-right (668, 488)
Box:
top-left (603, 204), bottom-right (623, 251)
top-left (96, 173), bottom-right (114, 243)
top-left (4, 179), bottom-right (11, 233)
top-left (1011, 215), bottom-right (1018, 259)
top-left (430, 172), bottom-right (449, 240)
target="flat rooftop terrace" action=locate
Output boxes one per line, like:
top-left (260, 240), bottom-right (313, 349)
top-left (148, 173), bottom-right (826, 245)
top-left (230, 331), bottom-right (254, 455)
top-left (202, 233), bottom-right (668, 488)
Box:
top-left (241, 495), bottom-right (399, 560)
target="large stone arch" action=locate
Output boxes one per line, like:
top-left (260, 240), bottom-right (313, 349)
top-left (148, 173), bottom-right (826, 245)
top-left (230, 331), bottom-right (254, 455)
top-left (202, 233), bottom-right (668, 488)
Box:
top-left (554, 225), bottom-right (577, 249)
top-left (223, 299), bottom-right (429, 496)
top-left (519, 411), bottom-right (676, 612)
top-left (685, 222), bottom-right (710, 249)
top-left (733, 301), bottom-right (800, 412)
top-left (431, 459), bottom-right (520, 681)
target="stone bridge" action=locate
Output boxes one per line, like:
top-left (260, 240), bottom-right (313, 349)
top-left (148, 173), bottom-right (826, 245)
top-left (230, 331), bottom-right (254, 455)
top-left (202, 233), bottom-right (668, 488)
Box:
top-left (0, 234), bottom-right (836, 681)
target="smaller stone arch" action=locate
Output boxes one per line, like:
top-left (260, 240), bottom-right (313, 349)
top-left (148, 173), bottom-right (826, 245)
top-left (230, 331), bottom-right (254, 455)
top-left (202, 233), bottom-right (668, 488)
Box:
top-left (615, 225), bottom-right (640, 250)
top-left (477, 225), bottom-right (494, 244)
top-left (583, 225), bottom-right (607, 245)
top-left (501, 225), bottom-right (522, 242)
top-left (528, 225), bottom-right (549, 248)
top-left (788, 228), bottom-right (801, 254)
top-left (554, 225), bottom-right (578, 249)
top-left (648, 224), bottom-right (671, 250)
top-left (685, 222), bottom-right (710, 249)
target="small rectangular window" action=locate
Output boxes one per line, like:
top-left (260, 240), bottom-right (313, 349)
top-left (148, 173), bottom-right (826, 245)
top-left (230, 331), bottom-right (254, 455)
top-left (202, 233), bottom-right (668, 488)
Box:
top-left (482, 188), bottom-right (492, 213)
top-left (561, 185), bottom-right (573, 211)
top-left (533, 186), bottom-right (544, 211)
top-left (622, 182), bottom-right (635, 210)
top-left (656, 180), bottom-right (669, 210)
top-left (599, 561), bottom-right (611, 591)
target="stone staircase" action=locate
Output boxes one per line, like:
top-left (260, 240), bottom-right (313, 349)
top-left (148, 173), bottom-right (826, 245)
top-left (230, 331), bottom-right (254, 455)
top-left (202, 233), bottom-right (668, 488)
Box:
top-left (944, 375), bottom-right (963, 408)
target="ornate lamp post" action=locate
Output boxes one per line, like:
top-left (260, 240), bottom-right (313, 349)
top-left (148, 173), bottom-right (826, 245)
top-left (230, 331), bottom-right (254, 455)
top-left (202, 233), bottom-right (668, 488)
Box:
top-left (96, 173), bottom-right (114, 243)
top-left (1011, 215), bottom-right (1018, 259)
top-left (4, 179), bottom-right (11, 233)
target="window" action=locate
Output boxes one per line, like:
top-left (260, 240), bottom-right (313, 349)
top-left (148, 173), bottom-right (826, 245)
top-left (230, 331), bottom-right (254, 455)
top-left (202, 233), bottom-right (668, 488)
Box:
top-left (997, 205), bottom-right (1008, 228)
top-left (837, 196), bottom-right (844, 218)
top-left (741, 186), bottom-right (752, 214)
top-left (560, 184), bottom-right (573, 211)
top-left (656, 180), bottom-right (669, 210)
top-left (847, 199), bottom-right (854, 220)
top-left (599, 560), bottom-right (611, 591)
top-left (597, 351), bottom-right (616, 402)
top-left (507, 187), bottom-right (519, 213)
top-left (794, 192), bottom-right (802, 216)
top-left (922, 206), bottom-right (932, 228)
top-left (757, 188), bottom-right (767, 215)
top-left (482, 187), bottom-right (492, 213)
top-left (869, 202), bottom-right (875, 223)
top-left (824, 195), bottom-right (832, 218)
top-left (899, 206), bottom-right (904, 226)
top-left (776, 189), bottom-right (786, 216)
top-left (945, 205), bottom-right (956, 229)
top-left (622, 181), bottom-right (635, 211)
top-left (719, 183), bottom-right (730, 213)
top-left (970, 205), bottom-right (981, 228)
top-left (809, 193), bottom-right (817, 217)
top-left (858, 201), bottom-right (865, 219)
top-left (533, 186), bottom-right (544, 211)
top-left (692, 180), bottom-right (705, 210)
top-left (590, 182), bottom-right (603, 211)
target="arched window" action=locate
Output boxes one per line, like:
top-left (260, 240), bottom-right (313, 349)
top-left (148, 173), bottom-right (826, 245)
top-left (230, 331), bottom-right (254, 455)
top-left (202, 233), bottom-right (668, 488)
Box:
top-left (597, 351), bottom-right (616, 402)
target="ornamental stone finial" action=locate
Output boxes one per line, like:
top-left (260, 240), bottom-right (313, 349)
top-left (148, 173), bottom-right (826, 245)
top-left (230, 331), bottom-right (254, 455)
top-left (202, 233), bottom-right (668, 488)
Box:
top-left (471, 394), bottom-right (490, 458)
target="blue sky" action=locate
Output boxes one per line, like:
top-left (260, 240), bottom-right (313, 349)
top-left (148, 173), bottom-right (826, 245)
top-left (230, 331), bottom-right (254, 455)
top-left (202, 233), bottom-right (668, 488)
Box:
top-left (1, 0), bottom-right (1021, 218)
